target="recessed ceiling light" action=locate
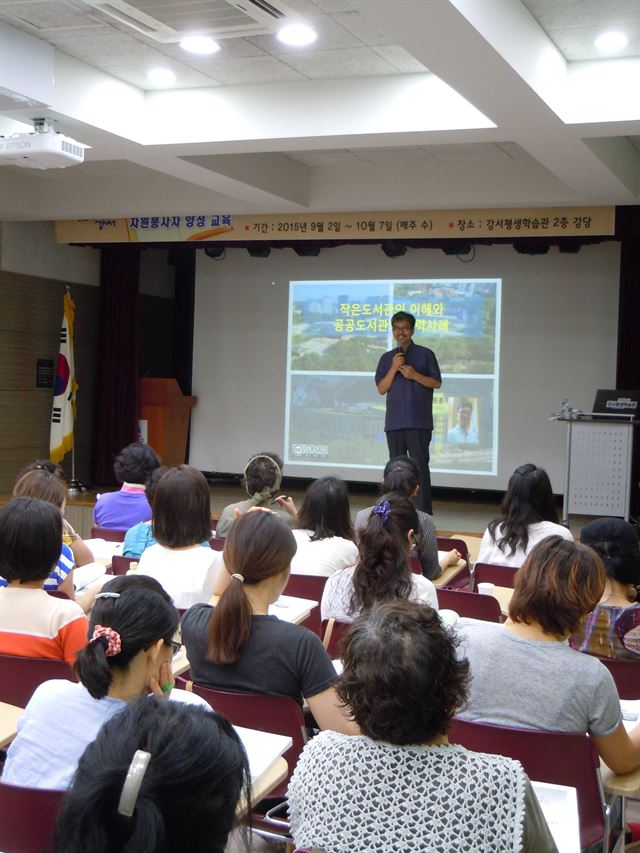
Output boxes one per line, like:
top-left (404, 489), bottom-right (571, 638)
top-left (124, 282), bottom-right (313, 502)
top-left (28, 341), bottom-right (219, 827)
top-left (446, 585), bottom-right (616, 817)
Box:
top-left (179, 35), bottom-right (221, 55)
top-left (594, 31), bottom-right (628, 54)
top-left (147, 68), bottom-right (176, 85)
top-left (277, 23), bottom-right (317, 47)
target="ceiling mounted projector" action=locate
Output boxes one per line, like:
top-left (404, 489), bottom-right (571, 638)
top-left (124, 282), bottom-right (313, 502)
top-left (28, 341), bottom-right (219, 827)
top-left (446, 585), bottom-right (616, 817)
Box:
top-left (0, 119), bottom-right (85, 170)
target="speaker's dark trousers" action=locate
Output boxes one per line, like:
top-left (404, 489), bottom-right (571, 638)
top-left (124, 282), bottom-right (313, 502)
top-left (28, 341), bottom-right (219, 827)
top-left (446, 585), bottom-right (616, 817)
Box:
top-left (386, 428), bottom-right (433, 515)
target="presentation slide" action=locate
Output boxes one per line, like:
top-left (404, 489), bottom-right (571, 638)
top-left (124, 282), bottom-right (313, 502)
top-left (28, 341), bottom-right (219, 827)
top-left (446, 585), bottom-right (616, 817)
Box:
top-left (284, 278), bottom-right (501, 476)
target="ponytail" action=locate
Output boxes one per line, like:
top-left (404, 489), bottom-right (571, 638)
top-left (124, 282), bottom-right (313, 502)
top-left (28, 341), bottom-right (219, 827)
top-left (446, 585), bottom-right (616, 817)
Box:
top-left (350, 493), bottom-right (416, 615)
top-left (207, 511), bottom-right (296, 663)
top-left (56, 698), bottom-right (250, 853)
top-left (74, 575), bottom-right (178, 700)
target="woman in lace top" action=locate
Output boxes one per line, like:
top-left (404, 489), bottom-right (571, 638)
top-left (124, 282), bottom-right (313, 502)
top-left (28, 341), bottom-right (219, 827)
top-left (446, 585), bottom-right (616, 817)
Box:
top-left (288, 600), bottom-right (557, 852)
top-left (321, 493), bottom-right (438, 623)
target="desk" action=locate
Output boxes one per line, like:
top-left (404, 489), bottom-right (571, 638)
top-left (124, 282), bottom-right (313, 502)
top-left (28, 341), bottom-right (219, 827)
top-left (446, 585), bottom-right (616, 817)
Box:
top-left (235, 725), bottom-right (291, 812)
top-left (489, 585), bottom-right (513, 616)
top-left (244, 756), bottom-right (288, 811)
top-left (0, 701), bottom-right (23, 748)
top-left (432, 560), bottom-right (467, 588)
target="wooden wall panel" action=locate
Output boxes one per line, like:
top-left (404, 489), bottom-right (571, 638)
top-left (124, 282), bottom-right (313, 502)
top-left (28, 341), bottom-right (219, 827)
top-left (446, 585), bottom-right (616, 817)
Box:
top-left (0, 271), bottom-right (99, 492)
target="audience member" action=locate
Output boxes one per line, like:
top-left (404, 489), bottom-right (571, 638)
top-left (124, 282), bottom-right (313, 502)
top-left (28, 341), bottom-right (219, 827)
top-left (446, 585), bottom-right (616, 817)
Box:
top-left (181, 510), bottom-right (356, 734)
top-left (215, 451), bottom-right (292, 537)
top-left (0, 496), bottom-right (86, 665)
top-left (55, 697), bottom-right (250, 853)
top-left (2, 574), bottom-right (204, 789)
top-left (354, 457), bottom-right (459, 579)
top-left (275, 476), bottom-right (358, 577)
top-left (93, 442), bottom-right (160, 530)
top-left (456, 536), bottom-right (640, 774)
top-left (570, 517), bottom-right (640, 659)
top-left (14, 460), bottom-right (94, 568)
top-left (476, 463), bottom-right (572, 567)
top-left (288, 600), bottom-right (556, 852)
top-left (121, 466), bottom-right (168, 558)
top-left (321, 494), bottom-right (438, 623)
top-left (136, 466), bottom-right (217, 609)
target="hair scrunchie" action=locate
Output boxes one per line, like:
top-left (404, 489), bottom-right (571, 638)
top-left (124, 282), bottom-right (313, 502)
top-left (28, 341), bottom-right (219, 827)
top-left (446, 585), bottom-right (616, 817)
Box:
top-left (372, 499), bottom-right (391, 525)
top-left (91, 625), bottom-right (122, 657)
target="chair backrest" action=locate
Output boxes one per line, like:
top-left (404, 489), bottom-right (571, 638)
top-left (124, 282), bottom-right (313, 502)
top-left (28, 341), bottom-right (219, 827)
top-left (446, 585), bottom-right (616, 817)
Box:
top-left (283, 575), bottom-right (327, 636)
top-left (209, 536), bottom-right (225, 552)
top-left (0, 781), bottom-right (65, 853)
top-left (437, 537), bottom-right (469, 566)
top-left (472, 562), bottom-right (518, 590)
top-left (449, 717), bottom-right (605, 850)
top-left (110, 555), bottom-right (138, 576)
top-left (436, 588), bottom-right (502, 622)
top-left (180, 681), bottom-right (306, 799)
top-left (0, 653), bottom-right (76, 707)
top-left (598, 656), bottom-right (640, 700)
top-left (409, 553), bottom-right (422, 575)
top-left (321, 618), bottom-right (351, 659)
top-left (90, 525), bottom-right (126, 542)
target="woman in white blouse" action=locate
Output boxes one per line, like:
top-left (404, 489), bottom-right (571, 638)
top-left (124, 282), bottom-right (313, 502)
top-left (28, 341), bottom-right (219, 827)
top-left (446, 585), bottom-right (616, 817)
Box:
top-left (276, 476), bottom-right (358, 578)
top-left (477, 463), bottom-right (572, 568)
top-left (321, 493), bottom-right (438, 623)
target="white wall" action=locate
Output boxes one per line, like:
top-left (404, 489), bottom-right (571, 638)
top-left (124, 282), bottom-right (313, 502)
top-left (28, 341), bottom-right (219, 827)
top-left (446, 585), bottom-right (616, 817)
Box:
top-left (0, 221), bottom-right (100, 285)
top-left (190, 241), bottom-right (620, 491)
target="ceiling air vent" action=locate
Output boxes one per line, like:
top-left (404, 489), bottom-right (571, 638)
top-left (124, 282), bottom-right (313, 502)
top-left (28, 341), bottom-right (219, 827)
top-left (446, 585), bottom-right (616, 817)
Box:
top-left (78, 0), bottom-right (298, 43)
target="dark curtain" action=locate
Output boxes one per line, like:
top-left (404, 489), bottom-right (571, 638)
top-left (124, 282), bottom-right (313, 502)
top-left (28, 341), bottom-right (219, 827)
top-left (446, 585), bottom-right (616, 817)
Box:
top-left (91, 246), bottom-right (141, 485)
top-left (615, 206), bottom-right (640, 516)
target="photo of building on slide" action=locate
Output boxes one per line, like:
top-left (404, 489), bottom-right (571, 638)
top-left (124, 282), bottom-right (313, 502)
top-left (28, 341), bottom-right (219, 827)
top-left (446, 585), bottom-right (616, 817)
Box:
top-left (285, 279), bottom-right (500, 474)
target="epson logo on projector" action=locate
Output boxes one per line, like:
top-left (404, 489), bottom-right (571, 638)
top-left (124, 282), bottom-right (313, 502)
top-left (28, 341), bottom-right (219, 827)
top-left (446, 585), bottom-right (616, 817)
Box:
top-left (292, 444), bottom-right (329, 457)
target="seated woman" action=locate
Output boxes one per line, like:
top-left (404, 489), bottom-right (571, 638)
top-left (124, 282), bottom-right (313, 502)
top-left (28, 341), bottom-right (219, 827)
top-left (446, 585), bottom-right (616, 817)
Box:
top-left (215, 451), bottom-right (292, 538)
top-left (570, 517), bottom-right (640, 659)
top-left (288, 600), bottom-right (556, 852)
top-left (0, 496), bottom-right (87, 665)
top-left (354, 457), bottom-right (459, 579)
top-left (93, 442), bottom-right (161, 530)
top-left (181, 510), bottom-right (356, 734)
top-left (55, 698), bottom-right (250, 853)
top-left (275, 476), bottom-right (358, 577)
top-left (7, 468), bottom-right (95, 603)
top-left (121, 466), bottom-right (168, 559)
top-left (477, 463), bottom-right (572, 568)
top-left (456, 536), bottom-right (640, 775)
top-left (137, 466), bottom-right (217, 609)
top-left (2, 574), bottom-right (204, 789)
top-left (15, 461), bottom-right (95, 570)
top-left (321, 494), bottom-right (438, 624)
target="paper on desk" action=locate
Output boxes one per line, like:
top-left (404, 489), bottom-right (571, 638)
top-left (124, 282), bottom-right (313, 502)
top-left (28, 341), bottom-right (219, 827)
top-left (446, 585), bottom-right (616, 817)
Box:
top-left (620, 699), bottom-right (640, 721)
top-left (73, 561), bottom-right (108, 590)
top-left (531, 780), bottom-right (579, 853)
top-left (234, 725), bottom-right (292, 782)
top-left (84, 538), bottom-right (123, 561)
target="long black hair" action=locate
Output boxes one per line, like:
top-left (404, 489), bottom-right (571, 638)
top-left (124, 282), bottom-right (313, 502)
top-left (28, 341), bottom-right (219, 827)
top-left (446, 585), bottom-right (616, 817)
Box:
top-left (350, 493), bottom-right (417, 614)
top-left (487, 463), bottom-right (559, 556)
top-left (75, 575), bottom-right (179, 699)
top-left (55, 697), bottom-right (251, 853)
top-left (295, 476), bottom-right (354, 541)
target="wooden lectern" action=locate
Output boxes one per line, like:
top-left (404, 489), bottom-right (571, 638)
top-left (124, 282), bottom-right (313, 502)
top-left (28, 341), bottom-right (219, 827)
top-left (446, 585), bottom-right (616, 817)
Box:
top-left (139, 378), bottom-right (197, 466)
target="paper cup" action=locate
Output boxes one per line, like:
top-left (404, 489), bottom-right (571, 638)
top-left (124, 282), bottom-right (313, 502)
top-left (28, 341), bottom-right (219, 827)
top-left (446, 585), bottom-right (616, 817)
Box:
top-left (477, 582), bottom-right (496, 595)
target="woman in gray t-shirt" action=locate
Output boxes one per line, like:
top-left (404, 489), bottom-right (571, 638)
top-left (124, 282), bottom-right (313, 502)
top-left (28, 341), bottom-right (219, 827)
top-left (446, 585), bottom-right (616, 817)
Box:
top-left (456, 535), bottom-right (640, 776)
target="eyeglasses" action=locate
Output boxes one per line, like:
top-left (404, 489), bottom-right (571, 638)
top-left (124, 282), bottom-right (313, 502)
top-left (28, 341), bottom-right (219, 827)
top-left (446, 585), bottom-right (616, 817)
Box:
top-left (166, 640), bottom-right (182, 656)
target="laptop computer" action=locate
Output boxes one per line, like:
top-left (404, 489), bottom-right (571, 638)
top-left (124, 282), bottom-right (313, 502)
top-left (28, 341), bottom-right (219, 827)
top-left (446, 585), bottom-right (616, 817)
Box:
top-left (591, 389), bottom-right (640, 419)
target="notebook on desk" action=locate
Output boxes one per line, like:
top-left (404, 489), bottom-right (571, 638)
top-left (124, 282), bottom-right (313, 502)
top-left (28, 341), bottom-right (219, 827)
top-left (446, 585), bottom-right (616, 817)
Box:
top-left (531, 781), bottom-right (579, 853)
top-left (233, 725), bottom-right (292, 782)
